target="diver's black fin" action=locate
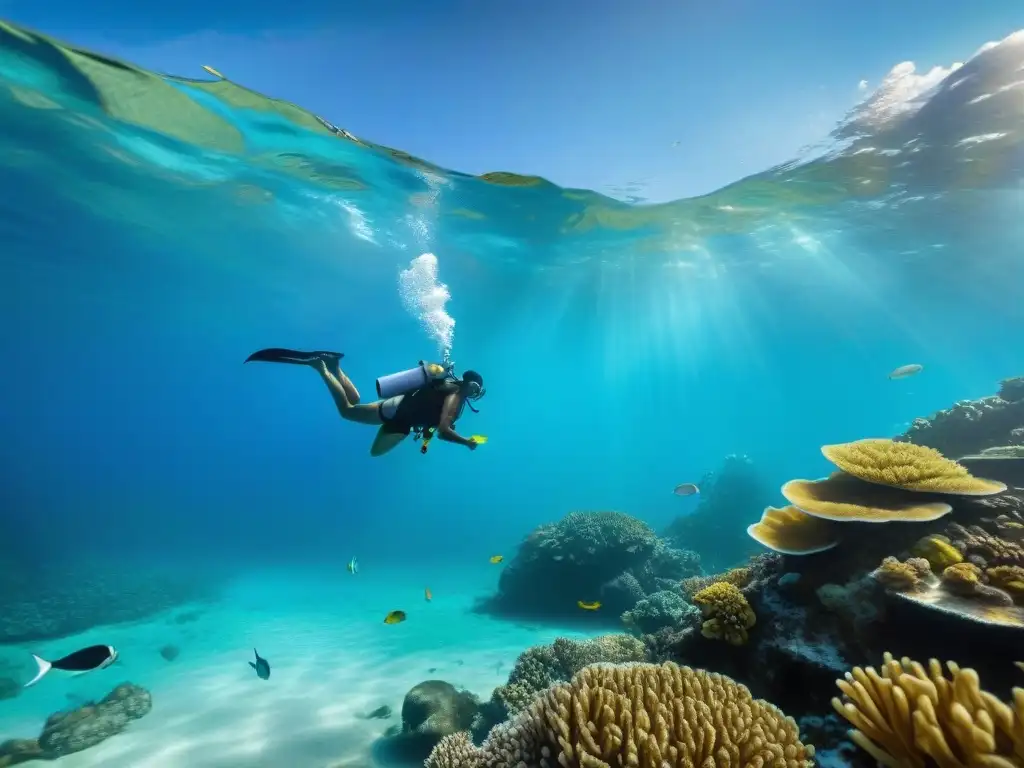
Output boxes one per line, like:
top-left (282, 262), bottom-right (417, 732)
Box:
top-left (244, 348), bottom-right (344, 365)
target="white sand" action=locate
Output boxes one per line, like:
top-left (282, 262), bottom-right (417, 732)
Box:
top-left (0, 567), bottom-right (601, 767)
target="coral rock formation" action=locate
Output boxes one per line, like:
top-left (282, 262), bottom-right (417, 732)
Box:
top-left (477, 510), bottom-right (699, 622)
top-left (0, 682), bottom-right (151, 765)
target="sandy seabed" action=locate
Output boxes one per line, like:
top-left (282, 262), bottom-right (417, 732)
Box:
top-left (0, 567), bottom-right (599, 767)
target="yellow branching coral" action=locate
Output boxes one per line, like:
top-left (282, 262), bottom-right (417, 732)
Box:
top-left (821, 438), bottom-right (1007, 495)
top-left (782, 472), bottom-right (952, 523)
top-left (747, 505), bottom-right (841, 554)
top-left (833, 652), bottom-right (1024, 768)
top-left (692, 581), bottom-right (756, 646)
top-left (428, 662), bottom-right (815, 768)
top-left (910, 534), bottom-right (964, 571)
top-left (872, 556), bottom-right (932, 591)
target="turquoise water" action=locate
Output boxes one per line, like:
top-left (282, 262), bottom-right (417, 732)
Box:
top-left (1, 19), bottom-right (1023, 768)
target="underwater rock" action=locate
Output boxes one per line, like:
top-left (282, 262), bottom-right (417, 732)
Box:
top-left (475, 511), bottom-right (659, 620)
top-left (621, 590), bottom-right (699, 635)
top-left (0, 682), bottom-right (151, 764)
top-left (357, 704), bottom-right (392, 720)
top-left (158, 644), bottom-right (180, 662)
top-left (597, 571), bottom-right (646, 616)
top-left (0, 565), bottom-right (219, 644)
top-left (376, 680), bottom-right (479, 763)
top-left (664, 454), bottom-right (772, 571)
top-left (0, 677), bottom-right (19, 701)
top-left (628, 540), bottom-right (702, 594)
top-left (899, 376), bottom-right (1024, 457)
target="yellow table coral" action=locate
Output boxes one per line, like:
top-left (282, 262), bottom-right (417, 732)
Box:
top-left (692, 581), bottom-right (757, 646)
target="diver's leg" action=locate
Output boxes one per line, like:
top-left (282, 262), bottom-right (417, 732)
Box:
top-left (314, 360), bottom-right (381, 425)
top-left (370, 427), bottom-right (408, 457)
top-left (325, 355), bottom-right (361, 404)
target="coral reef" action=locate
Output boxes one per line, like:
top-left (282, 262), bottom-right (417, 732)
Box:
top-left (692, 581), bottom-right (757, 646)
top-left (486, 635), bottom-right (646, 725)
top-left (664, 454), bottom-right (773, 572)
top-left (620, 590), bottom-right (698, 635)
top-left (833, 652), bottom-right (1023, 767)
top-left (0, 683), bottom-right (151, 765)
top-left (427, 662), bottom-right (815, 768)
top-left (476, 511), bottom-right (699, 622)
top-left (899, 375), bottom-right (1024, 458)
top-left (0, 564), bottom-right (220, 644)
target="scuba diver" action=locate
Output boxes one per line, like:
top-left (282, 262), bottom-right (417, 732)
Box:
top-left (244, 348), bottom-right (486, 457)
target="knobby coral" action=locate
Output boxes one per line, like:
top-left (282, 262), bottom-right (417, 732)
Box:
top-left (872, 557), bottom-right (932, 591)
top-left (427, 662), bottom-right (815, 768)
top-left (910, 534), bottom-right (964, 572)
top-left (821, 439), bottom-right (1007, 495)
top-left (691, 582), bottom-right (756, 646)
top-left (833, 652), bottom-right (1024, 768)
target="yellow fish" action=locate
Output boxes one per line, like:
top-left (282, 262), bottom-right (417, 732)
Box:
top-left (383, 610), bottom-right (406, 625)
top-left (1016, 661), bottom-right (1024, 673)
top-left (489, 555), bottom-right (503, 564)
top-left (577, 600), bottom-right (602, 611)
top-left (202, 65), bottom-right (225, 79)
top-left (470, 435), bottom-right (488, 445)
top-left (425, 588), bottom-right (432, 602)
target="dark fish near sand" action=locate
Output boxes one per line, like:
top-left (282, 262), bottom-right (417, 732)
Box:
top-left (888, 363), bottom-right (923, 380)
top-left (249, 649), bottom-right (270, 680)
top-left (673, 483), bottom-right (699, 496)
top-left (25, 645), bottom-right (118, 688)
top-left (384, 611), bottom-right (407, 625)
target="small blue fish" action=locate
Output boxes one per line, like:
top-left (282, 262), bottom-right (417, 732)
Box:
top-left (249, 648), bottom-right (270, 680)
top-left (347, 557), bottom-right (358, 575)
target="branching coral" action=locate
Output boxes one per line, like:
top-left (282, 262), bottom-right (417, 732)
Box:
top-left (821, 438), bottom-right (1007, 495)
top-left (428, 662), bottom-right (815, 768)
top-left (692, 582), bottom-right (756, 646)
top-left (621, 590), bottom-right (699, 635)
top-left (832, 652), bottom-right (1024, 768)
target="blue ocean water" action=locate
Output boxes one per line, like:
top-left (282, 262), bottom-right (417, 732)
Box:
top-left (1, 19), bottom-right (1023, 768)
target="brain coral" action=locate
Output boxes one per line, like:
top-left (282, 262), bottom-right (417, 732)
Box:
top-left (691, 582), bottom-right (756, 646)
top-left (833, 652), bottom-right (1024, 768)
top-left (821, 439), bottom-right (1007, 495)
top-left (427, 661), bottom-right (815, 768)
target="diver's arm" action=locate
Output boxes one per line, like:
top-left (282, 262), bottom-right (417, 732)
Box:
top-left (436, 393), bottom-right (475, 448)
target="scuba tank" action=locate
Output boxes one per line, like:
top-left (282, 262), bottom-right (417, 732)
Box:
top-left (375, 360), bottom-right (451, 399)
